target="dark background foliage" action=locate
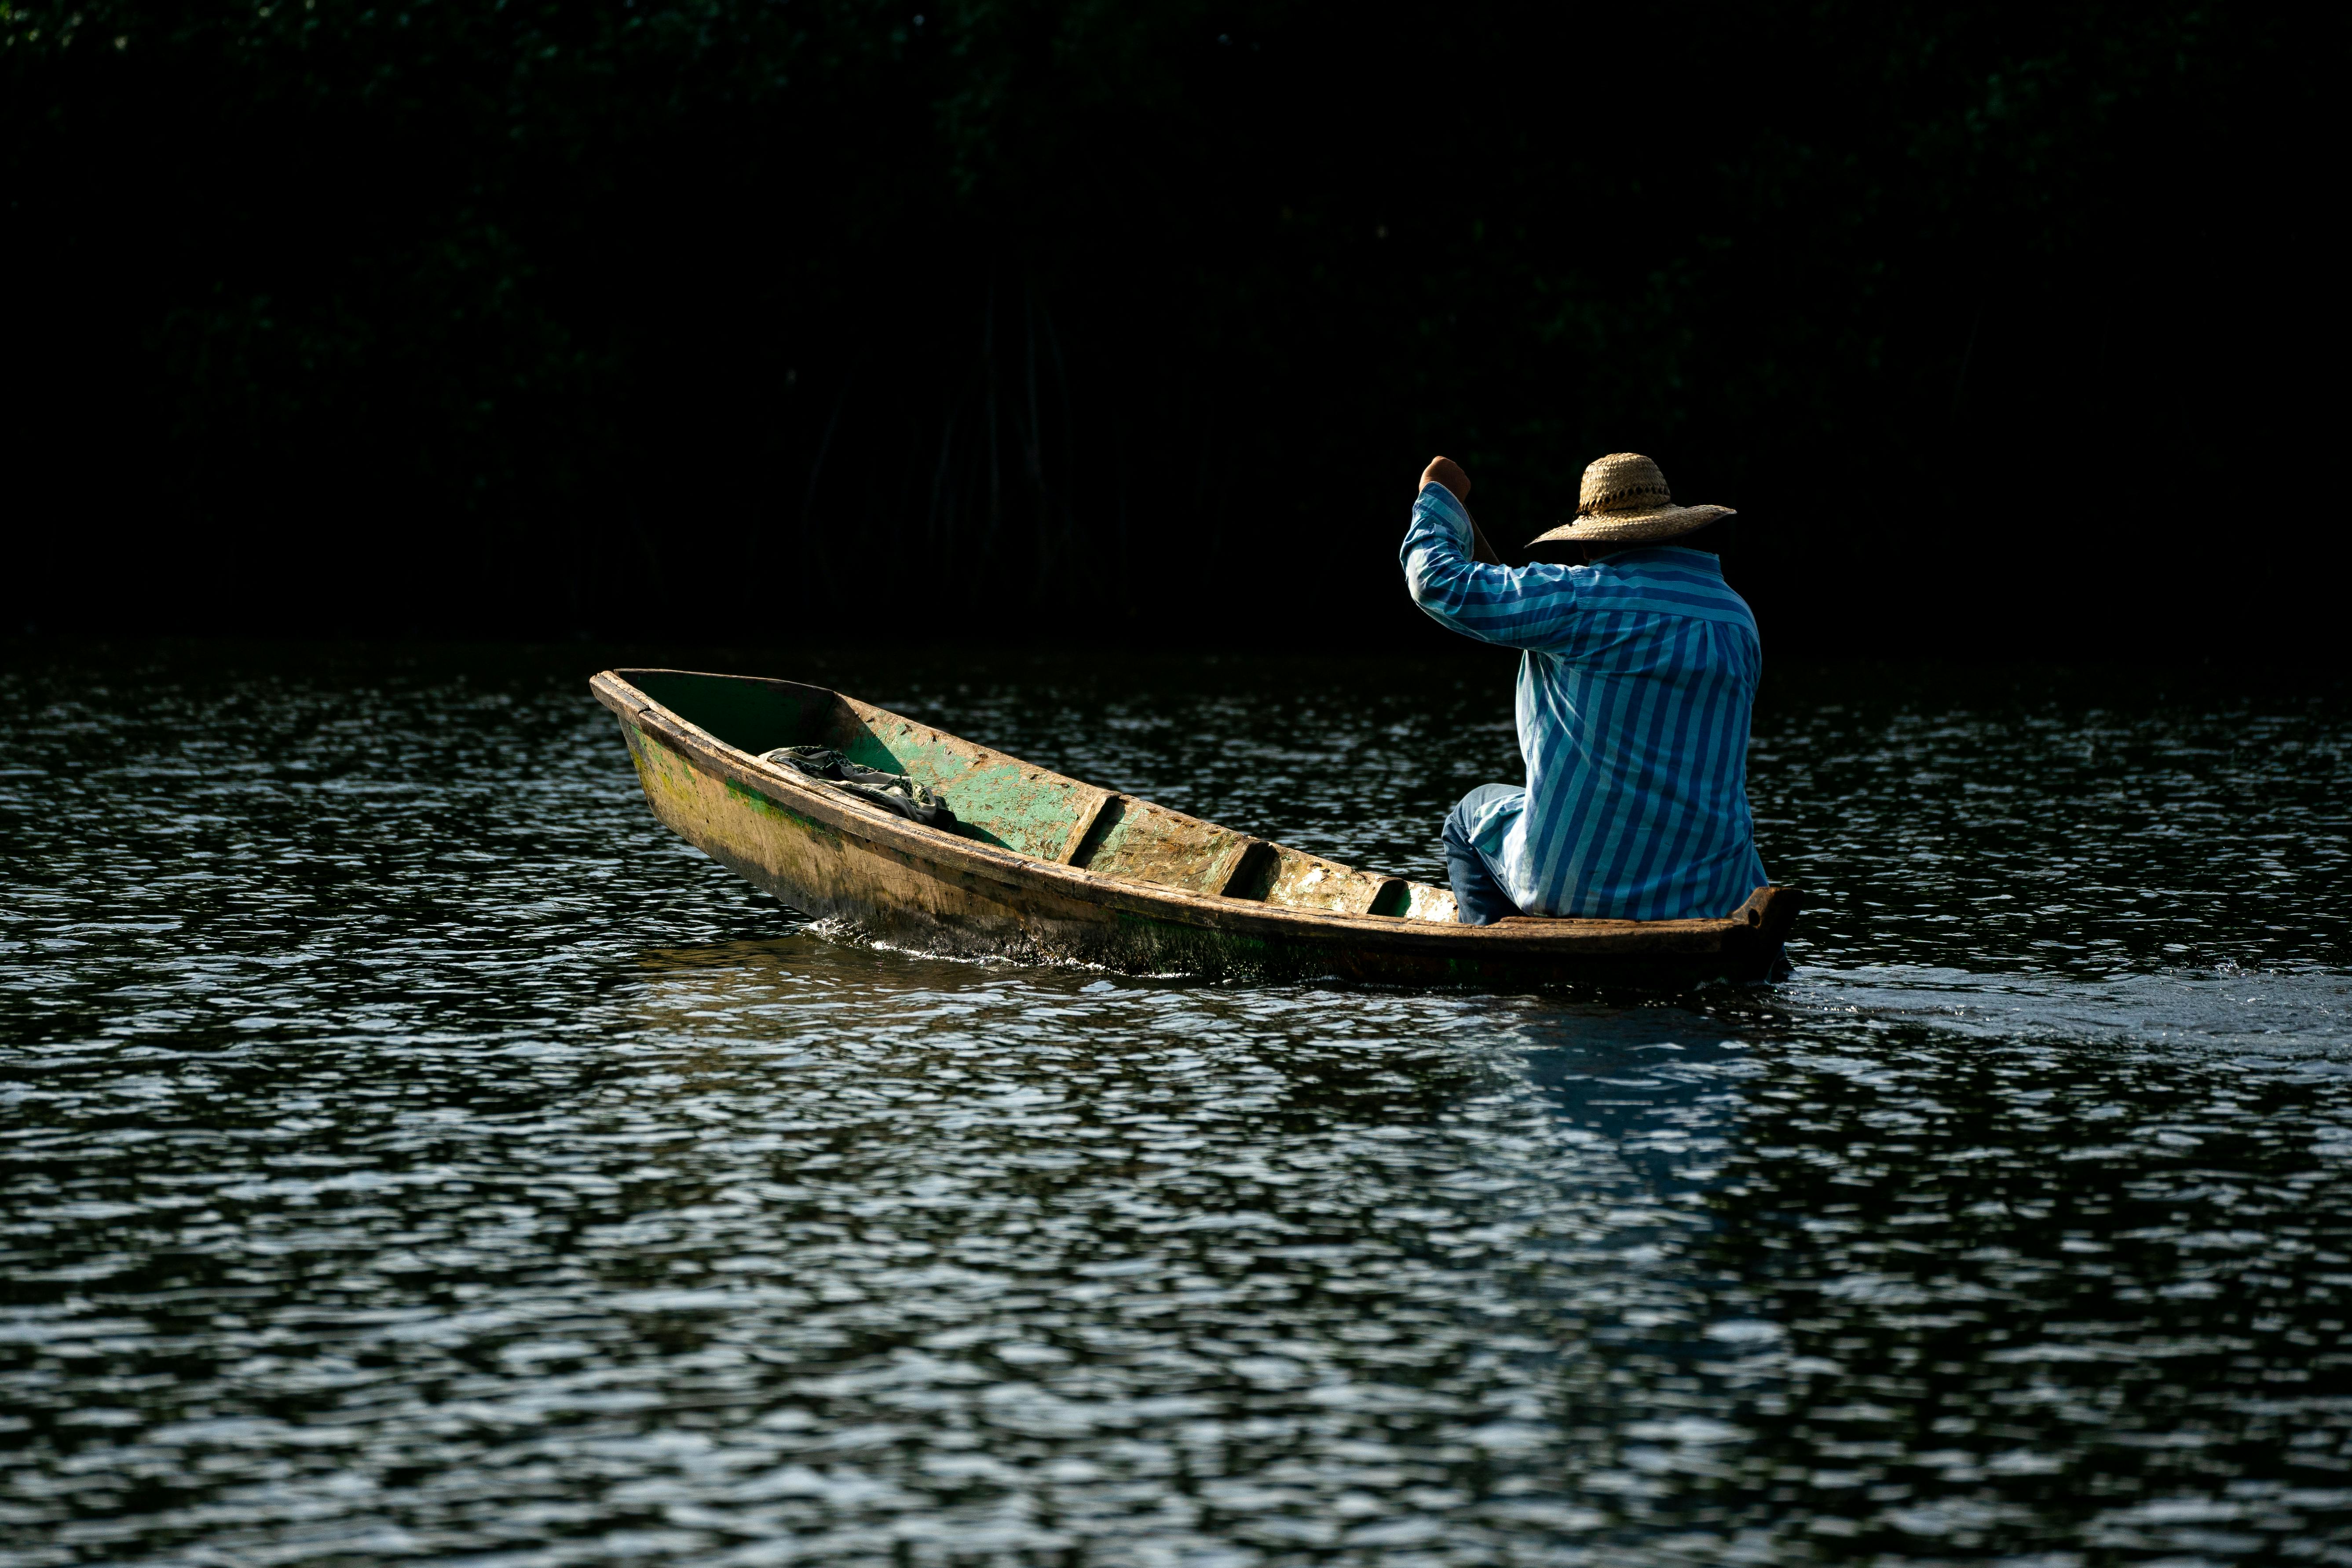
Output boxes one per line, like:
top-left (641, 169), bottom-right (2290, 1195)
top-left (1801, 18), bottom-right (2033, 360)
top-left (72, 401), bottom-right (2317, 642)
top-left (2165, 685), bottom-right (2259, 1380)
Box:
top-left (4, 0), bottom-right (2334, 655)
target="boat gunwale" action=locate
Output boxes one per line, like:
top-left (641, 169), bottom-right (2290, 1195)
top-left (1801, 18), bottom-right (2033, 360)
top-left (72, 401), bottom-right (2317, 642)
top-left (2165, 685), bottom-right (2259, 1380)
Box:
top-left (592, 668), bottom-right (1792, 957)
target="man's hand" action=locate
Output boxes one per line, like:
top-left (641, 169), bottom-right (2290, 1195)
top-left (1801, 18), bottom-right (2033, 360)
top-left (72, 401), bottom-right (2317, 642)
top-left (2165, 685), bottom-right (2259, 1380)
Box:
top-left (1420, 455), bottom-right (1471, 500)
top-left (1419, 454), bottom-right (1500, 565)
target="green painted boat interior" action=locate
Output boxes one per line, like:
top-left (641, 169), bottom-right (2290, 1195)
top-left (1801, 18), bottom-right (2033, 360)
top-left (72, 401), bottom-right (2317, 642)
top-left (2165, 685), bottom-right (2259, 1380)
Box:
top-left (623, 669), bottom-right (1113, 863)
top-left (620, 669), bottom-right (1420, 917)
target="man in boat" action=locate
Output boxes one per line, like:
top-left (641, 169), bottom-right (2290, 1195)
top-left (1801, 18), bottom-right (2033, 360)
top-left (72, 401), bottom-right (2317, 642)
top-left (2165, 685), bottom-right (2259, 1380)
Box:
top-left (1402, 452), bottom-right (1770, 926)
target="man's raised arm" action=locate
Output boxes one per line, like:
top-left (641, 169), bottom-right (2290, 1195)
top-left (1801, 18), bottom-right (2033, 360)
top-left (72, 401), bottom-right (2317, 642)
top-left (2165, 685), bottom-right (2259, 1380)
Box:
top-left (1401, 455), bottom-right (1584, 651)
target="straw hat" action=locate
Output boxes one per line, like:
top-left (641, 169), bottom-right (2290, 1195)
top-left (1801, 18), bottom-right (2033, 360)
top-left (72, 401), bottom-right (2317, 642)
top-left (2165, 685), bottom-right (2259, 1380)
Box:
top-left (1528, 453), bottom-right (1734, 548)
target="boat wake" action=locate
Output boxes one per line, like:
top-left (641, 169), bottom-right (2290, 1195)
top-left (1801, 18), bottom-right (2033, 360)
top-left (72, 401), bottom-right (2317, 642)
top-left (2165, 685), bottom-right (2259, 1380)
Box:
top-left (1788, 961), bottom-right (2352, 1059)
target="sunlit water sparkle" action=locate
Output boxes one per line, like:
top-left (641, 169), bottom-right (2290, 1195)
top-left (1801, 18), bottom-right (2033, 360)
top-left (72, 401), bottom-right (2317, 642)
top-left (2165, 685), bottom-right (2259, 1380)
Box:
top-left (2, 646), bottom-right (2346, 1566)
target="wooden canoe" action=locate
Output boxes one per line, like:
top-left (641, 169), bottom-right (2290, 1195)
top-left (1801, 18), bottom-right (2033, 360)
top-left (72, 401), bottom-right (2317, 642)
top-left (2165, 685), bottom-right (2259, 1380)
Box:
top-left (592, 668), bottom-right (1802, 987)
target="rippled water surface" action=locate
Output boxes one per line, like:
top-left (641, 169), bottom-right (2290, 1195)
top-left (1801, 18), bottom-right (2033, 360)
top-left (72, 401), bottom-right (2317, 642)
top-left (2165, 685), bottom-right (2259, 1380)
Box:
top-left (4, 645), bottom-right (2348, 1566)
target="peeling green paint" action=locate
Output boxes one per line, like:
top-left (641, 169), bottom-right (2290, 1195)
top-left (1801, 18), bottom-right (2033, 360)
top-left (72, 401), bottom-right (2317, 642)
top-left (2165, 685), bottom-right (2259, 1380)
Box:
top-left (834, 720), bottom-right (1095, 861)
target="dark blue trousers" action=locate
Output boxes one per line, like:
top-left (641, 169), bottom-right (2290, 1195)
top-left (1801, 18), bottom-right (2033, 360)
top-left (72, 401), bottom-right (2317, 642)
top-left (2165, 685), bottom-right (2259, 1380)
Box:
top-left (1442, 784), bottom-right (1525, 926)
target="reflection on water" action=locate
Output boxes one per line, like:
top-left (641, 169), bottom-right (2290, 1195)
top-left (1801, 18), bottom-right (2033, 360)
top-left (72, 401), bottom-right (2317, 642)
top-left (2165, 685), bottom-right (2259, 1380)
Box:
top-left (2, 646), bottom-right (2347, 1564)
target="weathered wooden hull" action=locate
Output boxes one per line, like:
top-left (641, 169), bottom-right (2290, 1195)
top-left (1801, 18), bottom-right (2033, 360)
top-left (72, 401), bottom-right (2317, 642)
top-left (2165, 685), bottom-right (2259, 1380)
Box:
top-left (593, 669), bottom-right (1801, 987)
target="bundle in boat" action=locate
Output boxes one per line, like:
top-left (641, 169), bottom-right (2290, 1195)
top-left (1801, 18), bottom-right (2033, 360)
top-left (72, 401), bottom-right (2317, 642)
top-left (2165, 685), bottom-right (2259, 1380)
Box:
top-left (592, 668), bottom-right (1801, 987)
top-left (760, 745), bottom-right (958, 829)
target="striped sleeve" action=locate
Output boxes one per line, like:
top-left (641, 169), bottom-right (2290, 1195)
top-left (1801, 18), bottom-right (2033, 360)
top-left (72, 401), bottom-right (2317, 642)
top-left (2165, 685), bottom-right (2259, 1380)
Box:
top-left (1399, 484), bottom-right (1589, 652)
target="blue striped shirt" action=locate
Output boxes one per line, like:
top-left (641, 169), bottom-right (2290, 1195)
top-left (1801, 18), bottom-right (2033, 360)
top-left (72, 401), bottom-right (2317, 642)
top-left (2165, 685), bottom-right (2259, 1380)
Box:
top-left (1401, 482), bottom-right (1770, 920)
